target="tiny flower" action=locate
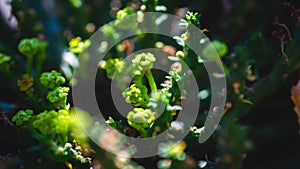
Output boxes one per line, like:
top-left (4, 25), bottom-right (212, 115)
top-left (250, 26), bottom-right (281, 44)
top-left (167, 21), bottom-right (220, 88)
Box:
top-left (75, 146), bottom-right (82, 152)
top-left (55, 146), bottom-right (65, 155)
top-left (69, 37), bottom-right (82, 48)
top-left (185, 11), bottom-right (200, 26)
top-left (98, 60), bottom-right (106, 69)
top-left (76, 155), bottom-right (83, 161)
top-left (17, 74), bottom-right (34, 91)
top-left (69, 37), bottom-right (90, 54)
top-left (65, 143), bottom-right (73, 149)
top-left (12, 109), bottom-right (33, 126)
top-left (226, 102), bottom-right (232, 109)
top-left (171, 62), bottom-right (182, 72)
top-left (190, 126), bottom-right (205, 137)
top-left (155, 41), bottom-right (165, 49)
top-left (175, 51), bottom-right (185, 59)
top-left (140, 4), bottom-right (146, 11)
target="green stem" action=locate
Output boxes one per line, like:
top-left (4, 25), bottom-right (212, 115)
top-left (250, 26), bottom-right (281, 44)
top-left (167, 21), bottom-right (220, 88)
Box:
top-left (134, 74), bottom-right (143, 86)
top-left (35, 51), bottom-right (46, 80)
top-left (139, 127), bottom-right (148, 137)
top-left (26, 55), bottom-right (34, 74)
top-left (2, 68), bottom-right (17, 82)
top-left (145, 71), bottom-right (157, 92)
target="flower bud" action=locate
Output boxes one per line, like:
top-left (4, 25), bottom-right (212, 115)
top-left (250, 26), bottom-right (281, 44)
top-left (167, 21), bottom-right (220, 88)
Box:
top-left (122, 84), bottom-right (149, 107)
top-left (12, 109), bottom-right (33, 126)
top-left (127, 108), bottom-right (155, 129)
top-left (132, 52), bottom-right (156, 73)
top-left (171, 62), bottom-right (182, 72)
top-left (17, 74), bottom-right (34, 91)
top-left (175, 51), bottom-right (185, 59)
top-left (40, 70), bottom-right (66, 89)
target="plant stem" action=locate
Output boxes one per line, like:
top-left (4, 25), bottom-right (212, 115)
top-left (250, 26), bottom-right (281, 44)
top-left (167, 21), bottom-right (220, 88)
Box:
top-left (145, 70), bottom-right (157, 92)
top-left (26, 55), bottom-right (33, 74)
top-left (137, 127), bottom-right (148, 137)
top-left (3, 68), bottom-right (17, 82)
top-left (35, 51), bottom-right (46, 80)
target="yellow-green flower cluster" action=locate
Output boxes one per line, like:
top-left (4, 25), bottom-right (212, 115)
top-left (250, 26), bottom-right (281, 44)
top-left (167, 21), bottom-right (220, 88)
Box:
top-left (18, 38), bottom-right (47, 57)
top-left (100, 58), bottom-right (125, 78)
top-left (33, 110), bottom-right (69, 135)
top-left (40, 70), bottom-right (66, 89)
top-left (115, 7), bottom-right (137, 29)
top-left (12, 109), bottom-right (33, 126)
top-left (69, 37), bottom-right (91, 54)
top-left (17, 74), bottom-right (34, 91)
top-left (132, 52), bottom-right (156, 75)
top-left (122, 84), bottom-right (149, 107)
top-left (47, 87), bottom-right (70, 109)
top-left (127, 108), bottom-right (155, 129)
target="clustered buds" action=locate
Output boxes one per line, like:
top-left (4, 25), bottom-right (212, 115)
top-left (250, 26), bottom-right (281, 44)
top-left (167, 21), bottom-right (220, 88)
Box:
top-left (132, 52), bottom-right (156, 75)
top-left (12, 109), bottom-right (33, 126)
top-left (17, 74), bottom-right (34, 91)
top-left (47, 86), bottom-right (70, 109)
top-left (122, 84), bottom-right (149, 107)
top-left (40, 70), bottom-right (66, 89)
top-left (39, 70), bottom-right (69, 109)
top-left (33, 110), bottom-right (69, 135)
top-left (185, 12), bottom-right (200, 26)
top-left (115, 7), bottom-right (136, 29)
top-left (69, 37), bottom-right (91, 54)
top-left (127, 108), bottom-right (155, 129)
top-left (18, 38), bottom-right (48, 57)
top-left (99, 58), bottom-right (125, 78)
top-left (18, 38), bottom-right (40, 57)
top-left (55, 143), bottom-right (88, 163)
top-left (33, 110), bottom-right (58, 134)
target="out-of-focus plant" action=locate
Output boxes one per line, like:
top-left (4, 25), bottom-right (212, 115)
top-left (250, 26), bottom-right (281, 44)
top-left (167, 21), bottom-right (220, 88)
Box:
top-left (11, 68), bottom-right (91, 167)
top-left (18, 38), bottom-right (48, 77)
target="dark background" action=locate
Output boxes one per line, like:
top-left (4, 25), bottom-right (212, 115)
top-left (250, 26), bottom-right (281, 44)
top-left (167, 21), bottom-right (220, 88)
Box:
top-left (1, 0), bottom-right (300, 168)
